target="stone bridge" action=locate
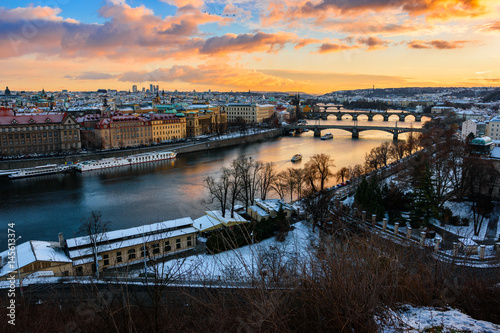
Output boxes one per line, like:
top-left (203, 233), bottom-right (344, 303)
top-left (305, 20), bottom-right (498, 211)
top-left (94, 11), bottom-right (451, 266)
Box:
top-left (285, 124), bottom-right (424, 141)
top-left (307, 107), bottom-right (429, 122)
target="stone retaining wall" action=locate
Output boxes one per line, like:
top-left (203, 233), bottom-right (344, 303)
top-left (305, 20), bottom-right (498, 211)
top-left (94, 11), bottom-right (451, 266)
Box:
top-left (0, 129), bottom-right (281, 170)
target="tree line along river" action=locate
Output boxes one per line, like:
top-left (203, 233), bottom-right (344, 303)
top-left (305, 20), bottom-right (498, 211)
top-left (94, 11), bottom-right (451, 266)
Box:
top-left (0, 116), bottom-right (428, 245)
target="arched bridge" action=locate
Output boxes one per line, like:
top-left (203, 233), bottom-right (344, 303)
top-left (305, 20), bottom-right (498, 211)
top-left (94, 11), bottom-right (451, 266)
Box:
top-left (307, 109), bottom-right (429, 122)
top-left (284, 124), bottom-right (424, 141)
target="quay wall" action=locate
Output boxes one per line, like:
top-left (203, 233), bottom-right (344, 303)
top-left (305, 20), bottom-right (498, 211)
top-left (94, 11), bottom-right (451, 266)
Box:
top-left (0, 129), bottom-right (282, 170)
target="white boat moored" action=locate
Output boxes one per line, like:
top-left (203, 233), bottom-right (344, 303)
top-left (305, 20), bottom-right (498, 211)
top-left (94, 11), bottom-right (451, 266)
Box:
top-left (76, 151), bottom-right (177, 172)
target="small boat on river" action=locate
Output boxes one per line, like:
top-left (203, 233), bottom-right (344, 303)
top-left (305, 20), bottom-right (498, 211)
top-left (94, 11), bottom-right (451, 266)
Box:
top-left (321, 133), bottom-right (333, 140)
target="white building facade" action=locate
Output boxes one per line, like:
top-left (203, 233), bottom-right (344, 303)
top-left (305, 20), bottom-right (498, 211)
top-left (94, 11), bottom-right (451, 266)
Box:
top-left (461, 119), bottom-right (478, 141)
top-left (485, 117), bottom-right (500, 141)
top-left (220, 103), bottom-right (274, 123)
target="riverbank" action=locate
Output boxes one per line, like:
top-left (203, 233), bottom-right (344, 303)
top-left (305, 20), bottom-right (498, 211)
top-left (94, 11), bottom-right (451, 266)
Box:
top-left (0, 129), bottom-right (282, 171)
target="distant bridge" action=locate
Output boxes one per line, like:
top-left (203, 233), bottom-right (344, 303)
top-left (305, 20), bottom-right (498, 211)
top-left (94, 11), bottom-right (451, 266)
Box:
top-left (307, 106), bottom-right (431, 122)
top-left (284, 124), bottom-right (424, 141)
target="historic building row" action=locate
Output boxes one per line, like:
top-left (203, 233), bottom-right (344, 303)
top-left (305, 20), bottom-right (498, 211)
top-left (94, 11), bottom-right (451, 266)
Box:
top-left (0, 108), bottom-right (81, 156)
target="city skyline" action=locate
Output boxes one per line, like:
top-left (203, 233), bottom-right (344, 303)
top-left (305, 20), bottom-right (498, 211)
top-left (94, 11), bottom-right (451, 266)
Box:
top-left (1, 0), bottom-right (499, 94)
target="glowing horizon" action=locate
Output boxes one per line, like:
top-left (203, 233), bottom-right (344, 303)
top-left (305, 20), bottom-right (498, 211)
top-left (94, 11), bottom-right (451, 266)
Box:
top-left (1, 0), bottom-right (499, 94)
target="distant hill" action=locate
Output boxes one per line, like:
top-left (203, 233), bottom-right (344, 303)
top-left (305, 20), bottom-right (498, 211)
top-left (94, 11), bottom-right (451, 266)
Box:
top-left (483, 90), bottom-right (500, 102)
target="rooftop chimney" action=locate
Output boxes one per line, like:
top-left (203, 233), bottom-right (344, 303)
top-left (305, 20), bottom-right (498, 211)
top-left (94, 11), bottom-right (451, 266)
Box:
top-left (58, 232), bottom-right (65, 248)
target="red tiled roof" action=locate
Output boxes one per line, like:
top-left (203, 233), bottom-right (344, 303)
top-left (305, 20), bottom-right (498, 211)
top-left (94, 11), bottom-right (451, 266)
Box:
top-left (0, 113), bottom-right (67, 125)
top-left (0, 107), bottom-right (14, 116)
top-left (96, 115), bottom-right (149, 127)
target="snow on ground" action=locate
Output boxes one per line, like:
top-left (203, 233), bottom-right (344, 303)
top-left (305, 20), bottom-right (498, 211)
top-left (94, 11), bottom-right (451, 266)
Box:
top-left (0, 276), bottom-right (111, 289)
top-left (131, 221), bottom-right (319, 281)
top-left (380, 305), bottom-right (500, 333)
top-left (440, 201), bottom-right (489, 240)
top-left (341, 195), bottom-right (354, 206)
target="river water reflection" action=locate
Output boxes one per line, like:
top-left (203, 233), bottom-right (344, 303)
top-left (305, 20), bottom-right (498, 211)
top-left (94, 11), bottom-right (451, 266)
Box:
top-left (0, 116), bottom-right (427, 244)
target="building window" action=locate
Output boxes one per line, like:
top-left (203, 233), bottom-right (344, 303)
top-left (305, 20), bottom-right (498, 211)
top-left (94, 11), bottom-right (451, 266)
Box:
top-left (152, 243), bottom-right (160, 255)
top-left (187, 236), bottom-right (192, 247)
top-left (103, 254), bottom-right (109, 266)
top-left (164, 241), bottom-right (171, 252)
top-left (116, 251), bottom-right (122, 263)
top-left (176, 238), bottom-right (181, 249)
top-left (128, 248), bottom-right (136, 260)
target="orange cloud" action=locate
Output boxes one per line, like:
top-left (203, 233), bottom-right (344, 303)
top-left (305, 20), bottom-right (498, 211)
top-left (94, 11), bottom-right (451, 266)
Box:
top-left (302, 0), bottom-right (487, 18)
top-left (0, 5), bottom-right (72, 22)
top-left (116, 62), bottom-right (315, 91)
top-left (294, 38), bottom-right (321, 49)
top-left (160, 0), bottom-right (205, 8)
top-left (0, 3), bottom-right (247, 60)
top-left (263, 0), bottom-right (491, 29)
top-left (476, 21), bottom-right (500, 33)
top-left (317, 42), bottom-right (359, 53)
top-left (407, 39), bottom-right (471, 49)
top-left (356, 36), bottom-right (391, 50)
top-left (199, 32), bottom-right (298, 55)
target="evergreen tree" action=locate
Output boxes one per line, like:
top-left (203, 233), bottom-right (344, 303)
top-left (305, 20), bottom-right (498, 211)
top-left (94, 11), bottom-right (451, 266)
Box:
top-left (411, 166), bottom-right (437, 227)
top-left (354, 176), bottom-right (385, 219)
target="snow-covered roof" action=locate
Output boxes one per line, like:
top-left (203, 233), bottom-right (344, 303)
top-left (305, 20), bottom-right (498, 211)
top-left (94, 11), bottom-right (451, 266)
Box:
top-left (459, 238), bottom-right (478, 246)
top-left (470, 136), bottom-right (493, 145)
top-left (0, 240), bottom-right (71, 277)
top-left (205, 210), bottom-right (247, 225)
top-left (491, 147), bottom-right (500, 159)
top-left (72, 255), bottom-right (102, 266)
top-left (256, 199), bottom-right (293, 213)
top-left (68, 226), bottom-right (197, 260)
top-left (66, 217), bottom-right (194, 249)
top-left (193, 215), bottom-right (224, 232)
top-left (248, 205), bottom-right (270, 217)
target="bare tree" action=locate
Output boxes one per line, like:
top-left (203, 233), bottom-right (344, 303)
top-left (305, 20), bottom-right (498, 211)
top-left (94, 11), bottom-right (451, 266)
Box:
top-left (291, 168), bottom-right (305, 200)
top-left (349, 164), bottom-right (365, 187)
top-left (405, 129), bottom-right (418, 155)
top-left (204, 169), bottom-right (231, 217)
top-left (376, 142), bottom-right (391, 166)
top-left (389, 140), bottom-right (406, 161)
top-left (335, 166), bottom-right (350, 183)
top-left (234, 157), bottom-right (262, 209)
top-left (302, 189), bottom-right (333, 232)
top-left (228, 164), bottom-right (242, 218)
top-left (364, 149), bottom-right (381, 173)
top-left (78, 211), bottom-right (110, 278)
top-left (304, 162), bottom-right (319, 193)
top-left (304, 154), bottom-right (335, 192)
top-left (272, 170), bottom-right (289, 200)
top-left (133, 231), bottom-right (198, 333)
top-left (284, 168), bottom-right (298, 202)
top-left (464, 157), bottom-right (500, 235)
top-left (258, 162), bottom-right (276, 200)
top-left (428, 144), bottom-right (454, 209)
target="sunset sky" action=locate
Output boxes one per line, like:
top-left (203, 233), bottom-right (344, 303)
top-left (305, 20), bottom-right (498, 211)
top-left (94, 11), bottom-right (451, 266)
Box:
top-left (1, 0), bottom-right (499, 94)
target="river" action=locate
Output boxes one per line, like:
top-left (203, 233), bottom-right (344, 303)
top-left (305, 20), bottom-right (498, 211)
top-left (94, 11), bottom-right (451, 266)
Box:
top-left (0, 116), bottom-right (428, 245)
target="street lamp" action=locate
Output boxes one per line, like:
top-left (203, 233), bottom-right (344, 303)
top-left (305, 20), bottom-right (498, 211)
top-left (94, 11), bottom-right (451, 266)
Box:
top-left (14, 236), bottom-right (23, 297)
